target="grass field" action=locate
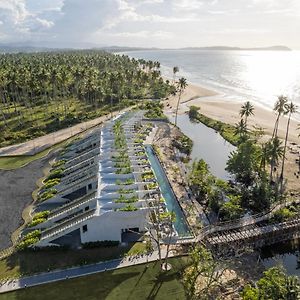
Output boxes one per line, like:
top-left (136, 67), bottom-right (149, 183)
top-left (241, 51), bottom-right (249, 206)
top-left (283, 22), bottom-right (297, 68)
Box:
top-left (0, 257), bottom-right (188, 300)
top-left (0, 140), bottom-right (67, 170)
top-left (0, 243), bottom-right (147, 280)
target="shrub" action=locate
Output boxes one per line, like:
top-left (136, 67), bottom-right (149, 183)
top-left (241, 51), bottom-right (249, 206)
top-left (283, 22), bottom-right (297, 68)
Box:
top-left (115, 195), bottom-right (138, 203)
top-left (38, 188), bottom-right (58, 201)
top-left (52, 159), bottom-right (66, 168)
top-left (273, 208), bottom-right (296, 222)
top-left (17, 230), bottom-right (41, 251)
top-left (45, 168), bottom-right (65, 181)
top-left (118, 204), bottom-right (138, 212)
top-left (43, 178), bottom-right (61, 189)
top-left (28, 211), bottom-right (50, 227)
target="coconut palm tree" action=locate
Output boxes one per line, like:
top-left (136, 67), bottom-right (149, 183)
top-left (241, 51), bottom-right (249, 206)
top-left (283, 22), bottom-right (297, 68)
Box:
top-left (269, 137), bottom-right (284, 182)
top-left (272, 95), bottom-right (288, 139)
top-left (172, 66), bottom-right (179, 84)
top-left (259, 141), bottom-right (272, 173)
top-left (174, 77), bottom-right (187, 126)
top-left (279, 102), bottom-right (298, 191)
top-left (234, 119), bottom-right (248, 140)
top-left (239, 101), bottom-right (254, 127)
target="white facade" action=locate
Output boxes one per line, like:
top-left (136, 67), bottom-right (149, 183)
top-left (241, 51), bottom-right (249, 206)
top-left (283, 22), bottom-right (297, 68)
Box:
top-left (32, 112), bottom-right (158, 247)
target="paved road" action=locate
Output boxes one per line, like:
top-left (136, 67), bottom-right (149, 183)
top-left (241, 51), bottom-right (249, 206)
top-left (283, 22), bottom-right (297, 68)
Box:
top-left (0, 250), bottom-right (173, 294)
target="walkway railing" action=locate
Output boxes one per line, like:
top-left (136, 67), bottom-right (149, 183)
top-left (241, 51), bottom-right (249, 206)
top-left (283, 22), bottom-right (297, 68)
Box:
top-left (196, 198), bottom-right (300, 242)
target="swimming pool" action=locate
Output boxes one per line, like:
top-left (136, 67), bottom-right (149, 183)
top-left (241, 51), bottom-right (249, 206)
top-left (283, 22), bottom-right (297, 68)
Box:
top-left (145, 145), bottom-right (191, 237)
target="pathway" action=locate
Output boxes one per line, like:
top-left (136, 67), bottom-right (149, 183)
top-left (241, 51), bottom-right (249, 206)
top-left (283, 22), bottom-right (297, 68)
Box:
top-left (0, 249), bottom-right (174, 294)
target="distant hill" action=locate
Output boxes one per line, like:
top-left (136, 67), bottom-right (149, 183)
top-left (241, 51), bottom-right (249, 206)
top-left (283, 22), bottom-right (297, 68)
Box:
top-left (98, 46), bottom-right (160, 52)
top-left (0, 43), bottom-right (291, 54)
top-left (181, 45), bottom-right (292, 51)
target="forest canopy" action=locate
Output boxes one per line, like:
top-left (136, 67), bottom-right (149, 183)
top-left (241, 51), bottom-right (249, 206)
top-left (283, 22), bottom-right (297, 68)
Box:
top-left (0, 50), bottom-right (172, 146)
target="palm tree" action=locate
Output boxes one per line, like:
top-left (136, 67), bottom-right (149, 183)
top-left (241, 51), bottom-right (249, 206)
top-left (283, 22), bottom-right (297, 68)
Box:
top-left (174, 77), bottom-right (187, 126)
top-left (239, 101), bottom-right (254, 127)
top-left (172, 66), bottom-right (179, 84)
top-left (279, 102), bottom-right (298, 191)
top-left (234, 119), bottom-right (248, 140)
top-left (269, 137), bottom-right (284, 182)
top-left (272, 95), bottom-right (288, 138)
top-left (259, 141), bottom-right (272, 172)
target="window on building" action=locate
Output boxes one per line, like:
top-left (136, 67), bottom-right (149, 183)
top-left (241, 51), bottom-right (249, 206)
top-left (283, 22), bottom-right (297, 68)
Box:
top-left (85, 206), bottom-right (89, 211)
top-left (88, 183), bottom-right (92, 190)
top-left (83, 225), bottom-right (88, 233)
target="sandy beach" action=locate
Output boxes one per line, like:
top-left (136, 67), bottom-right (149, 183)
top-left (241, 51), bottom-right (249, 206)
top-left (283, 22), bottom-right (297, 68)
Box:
top-left (165, 82), bottom-right (300, 192)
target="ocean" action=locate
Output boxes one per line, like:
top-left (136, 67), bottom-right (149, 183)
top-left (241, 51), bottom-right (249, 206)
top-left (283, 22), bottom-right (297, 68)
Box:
top-left (122, 49), bottom-right (300, 120)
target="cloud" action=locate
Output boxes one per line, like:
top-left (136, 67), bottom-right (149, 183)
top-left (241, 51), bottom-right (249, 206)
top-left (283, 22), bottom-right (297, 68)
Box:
top-left (0, 0), bottom-right (299, 49)
top-left (0, 0), bottom-right (57, 42)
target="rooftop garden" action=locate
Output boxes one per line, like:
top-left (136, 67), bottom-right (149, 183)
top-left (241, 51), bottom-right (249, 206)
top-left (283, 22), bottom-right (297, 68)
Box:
top-left (117, 204), bottom-right (139, 212)
top-left (17, 230), bottom-right (41, 251)
top-left (27, 211), bottom-right (50, 228)
top-left (38, 188), bottom-right (58, 202)
top-left (115, 195), bottom-right (139, 204)
top-left (115, 178), bottom-right (135, 185)
top-left (142, 170), bottom-right (155, 181)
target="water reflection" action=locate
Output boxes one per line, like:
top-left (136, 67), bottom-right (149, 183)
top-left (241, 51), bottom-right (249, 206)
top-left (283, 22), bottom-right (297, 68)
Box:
top-left (167, 112), bottom-right (236, 180)
top-left (261, 239), bottom-right (300, 276)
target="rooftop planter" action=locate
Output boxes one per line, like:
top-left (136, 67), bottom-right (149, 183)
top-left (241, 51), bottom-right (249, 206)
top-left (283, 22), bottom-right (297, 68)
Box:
top-left (114, 161), bottom-right (131, 169)
top-left (118, 188), bottom-right (135, 194)
top-left (115, 178), bottom-right (135, 185)
top-left (38, 188), bottom-right (58, 202)
top-left (17, 230), bottom-right (41, 251)
top-left (115, 167), bottom-right (132, 174)
top-left (115, 195), bottom-right (138, 203)
top-left (28, 211), bottom-right (50, 228)
top-left (142, 170), bottom-right (155, 181)
top-left (52, 159), bottom-right (66, 169)
top-left (136, 151), bottom-right (146, 156)
top-left (116, 204), bottom-right (138, 212)
top-left (45, 168), bottom-right (65, 181)
top-left (42, 178), bottom-right (61, 190)
top-left (145, 182), bottom-right (158, 190)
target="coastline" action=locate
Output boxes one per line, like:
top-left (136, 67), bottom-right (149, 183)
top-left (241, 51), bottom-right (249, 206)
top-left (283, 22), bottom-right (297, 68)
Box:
top-left (164, 80), bottom-right (300, 192)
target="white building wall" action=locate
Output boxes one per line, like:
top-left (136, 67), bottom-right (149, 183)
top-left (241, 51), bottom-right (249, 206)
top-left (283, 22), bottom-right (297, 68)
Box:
top-left (80, 210), bottom-right (148, 243)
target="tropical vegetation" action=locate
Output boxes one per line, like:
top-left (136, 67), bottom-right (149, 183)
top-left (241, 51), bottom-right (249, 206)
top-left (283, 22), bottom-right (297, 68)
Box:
top-left (0, 50), bottom-right (172, 147)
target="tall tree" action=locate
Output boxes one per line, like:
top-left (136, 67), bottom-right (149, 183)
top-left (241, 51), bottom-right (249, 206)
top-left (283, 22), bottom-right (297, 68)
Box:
top-left (269, 137), bottom-right (284, 182)
top-left (234, 119), bottom-right (248, 141)
top-left (174, 77), bottom-right (187, 126)
top-left (272, 95), bottom-right (288, 139)
top-left (239, 101), bottom-right (254, 127)
top-left (279, 102), bottom-right (298, 191)
top-left (172, 66), bottom-right (179, 84)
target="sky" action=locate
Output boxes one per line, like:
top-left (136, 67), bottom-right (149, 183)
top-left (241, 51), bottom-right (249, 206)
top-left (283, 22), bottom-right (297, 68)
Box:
top-left (0, 0), bottom-right (299, 49)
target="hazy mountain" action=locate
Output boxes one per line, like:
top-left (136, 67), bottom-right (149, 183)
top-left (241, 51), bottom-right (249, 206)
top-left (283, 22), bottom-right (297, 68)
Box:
top-left (0, 43), bottom-right (291, 54)
top-left (181, 45), bottom-right (291, 51)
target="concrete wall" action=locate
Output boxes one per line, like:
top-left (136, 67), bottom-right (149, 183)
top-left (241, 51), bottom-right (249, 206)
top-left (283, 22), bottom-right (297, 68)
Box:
top-left (80, 209), bottom-right (148, 242)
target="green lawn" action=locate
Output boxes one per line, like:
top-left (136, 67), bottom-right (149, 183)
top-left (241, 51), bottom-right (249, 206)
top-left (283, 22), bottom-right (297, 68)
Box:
top-left (0, 138), bottom-right (71, 170)
top-left (0, 257), bottom-right (188, 300)
top-left (0, 243), bottom-right (148, 280)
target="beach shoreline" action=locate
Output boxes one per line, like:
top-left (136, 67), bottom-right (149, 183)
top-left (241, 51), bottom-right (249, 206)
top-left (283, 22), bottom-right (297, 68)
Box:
top-left (164, 80), bottom-right (300, 192)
